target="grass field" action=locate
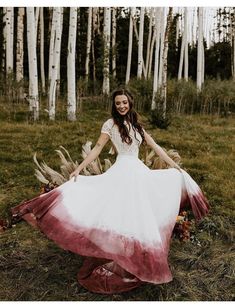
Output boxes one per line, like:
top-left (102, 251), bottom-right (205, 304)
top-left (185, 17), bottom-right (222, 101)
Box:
top-left (0, 100), bottom-right (234, 301)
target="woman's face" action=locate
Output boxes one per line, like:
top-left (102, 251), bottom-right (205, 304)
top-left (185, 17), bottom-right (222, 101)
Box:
top-left (114, 95), bottom-right (130, 116)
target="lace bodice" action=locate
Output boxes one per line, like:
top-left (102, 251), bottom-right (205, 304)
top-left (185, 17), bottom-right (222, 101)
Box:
top-left (101, 118), bottom-right (143, 157)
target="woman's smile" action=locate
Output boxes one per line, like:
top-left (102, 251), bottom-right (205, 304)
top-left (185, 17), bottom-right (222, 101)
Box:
top-left (114, 94), bottom-right (130, 116)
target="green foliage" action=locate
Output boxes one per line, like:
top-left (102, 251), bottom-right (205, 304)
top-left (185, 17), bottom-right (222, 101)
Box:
top-left (149, 108), bottom-right (171, 129)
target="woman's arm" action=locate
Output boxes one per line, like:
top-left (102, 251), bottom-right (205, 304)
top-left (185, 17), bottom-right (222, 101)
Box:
top-left (144, 130), bottom-right (181, 171)
top-left (69, 133), bottom-right (110, 180)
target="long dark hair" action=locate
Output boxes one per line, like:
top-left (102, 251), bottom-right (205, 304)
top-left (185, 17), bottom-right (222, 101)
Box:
top-left (111, 88), bottom-right (145, 145)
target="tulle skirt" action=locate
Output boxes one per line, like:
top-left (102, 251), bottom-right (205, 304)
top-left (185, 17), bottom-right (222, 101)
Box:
top-left (11, 154), bottom-right (209, 294)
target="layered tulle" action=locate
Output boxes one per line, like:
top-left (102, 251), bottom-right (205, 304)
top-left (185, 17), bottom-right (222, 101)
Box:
top-left (11, 154), bottom-right (209, 294)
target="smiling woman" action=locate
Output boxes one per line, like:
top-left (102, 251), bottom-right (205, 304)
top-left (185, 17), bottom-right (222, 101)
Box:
top-left (11, 88), bottom-right (209, 294)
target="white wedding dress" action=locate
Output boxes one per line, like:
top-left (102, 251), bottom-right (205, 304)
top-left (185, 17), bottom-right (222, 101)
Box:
top-left (12, 118), bottom-right (209, 294)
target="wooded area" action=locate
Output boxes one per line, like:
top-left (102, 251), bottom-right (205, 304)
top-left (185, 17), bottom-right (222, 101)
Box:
top-left (0, 7), bottom-right (235, 122)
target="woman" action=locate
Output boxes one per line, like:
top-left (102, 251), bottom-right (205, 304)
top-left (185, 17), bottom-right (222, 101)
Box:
top-left (12, 88), bottom-right (209, 294)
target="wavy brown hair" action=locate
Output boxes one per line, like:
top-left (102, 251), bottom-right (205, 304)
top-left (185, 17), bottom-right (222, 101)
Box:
top-left (111, 88), bottom-right (145, 145)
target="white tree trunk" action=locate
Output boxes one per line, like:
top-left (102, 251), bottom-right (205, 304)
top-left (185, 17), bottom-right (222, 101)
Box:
top-left (125, 7), bottom-right (134, 84)
top-left (27, 7), bottom-right (39, 120)
top-left (158, 8), bottom-right (165, 88)
top-left (35, 7), bottom-right (40, 37)
top-left (178, 29), bottom-right (185, 80)
top-left (48, 7), bottom-right (62, 120)
top-left (6, 7), bottom-right (14, 74)
top-left (16, 8), bottom-right (24, 84)
top-left (2, 7), bottom-right (7, 71)
top-left (102, 7), bottom-right (111, 96)
top-left (92, 8), bottom-right (97, 82)
top-left (197, 7), bottom-right (203, 92)
top-left (112, 7), bottom-right (117, 79)
top-left (161, 7), bottom-right (172, 119)
top-left (67, 7), bottom-right (77, 121)
top-left (137, 7), bottom-right (145, 79)
top-left (40, 7), bottom-right (46, 95)
top-left (56, 7), bottom-right (63, 96)
top-left (48, 8), bottom-right (56, 85)
top-left (151, 7), bottom-right (161, 110)
top-left (145, 7), bottom-right (154, 79)
top-left (85, 7), bottom-right (92, 82)
top-left (184, 7), bottom-right (188, 81)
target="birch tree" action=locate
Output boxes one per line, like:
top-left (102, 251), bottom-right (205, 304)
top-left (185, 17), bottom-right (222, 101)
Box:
top-left (48, 8), bottom-right (55, 85)
top-left (91, 7), bottom-right (98, 82)
top-left (197, 7), bottom-right (204, 92)
top-left (26, 7), bottom-right (39, 120)
top-left (160, 7), bottom-right (173, 119)
top-left (6, 7), bottom-right (14, 75)
top-left (145, 7), bottom-right (154, 78)
top-left (16, 7), bottom-right (24, 90)
top-left (184, 7), bottom-right (188, 81)
top-left (151, 7), bottom-right (161, 110)
top-left (85, 7), bottom-right (92, 83)
top-left (137, 7), bottom-right (145, 79)
top-left (158, 8), bottom-right (165, 87)
top-left (2, 7), bottom-right (7, 72)
top-left (56, 7), bottom-right (63, 96)
top-left (178, 7), bottom-right (188, 81)
top-left (125, 7), bottom-right (135, 84)
top-left (148, 9), bottom-right (157, 79)
top-left (112, 7), bottom-right (117, 79)
top-left (67, 7), bottom-right (77, 121)
top-left (48, 7), bottom-right (62, 120)
top-left (40, 7), bottom-right (46, 95)
top-left (102, 7), bottom-right (111, 96)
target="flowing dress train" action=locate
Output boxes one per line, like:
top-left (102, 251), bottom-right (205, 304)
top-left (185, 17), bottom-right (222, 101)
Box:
top-left (11, 119), bottom-right (209, 294)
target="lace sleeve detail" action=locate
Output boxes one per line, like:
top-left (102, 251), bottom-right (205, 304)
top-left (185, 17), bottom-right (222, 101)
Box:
top-left (101, 119), bottom-right (113, 137)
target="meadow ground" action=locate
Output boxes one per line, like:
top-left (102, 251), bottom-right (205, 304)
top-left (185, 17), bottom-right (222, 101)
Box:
top-left (0, 100), bottom-right (234, 301)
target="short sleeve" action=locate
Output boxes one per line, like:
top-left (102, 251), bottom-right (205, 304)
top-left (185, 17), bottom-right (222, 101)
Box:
top-left (101, 119), bottom-right (113, 137)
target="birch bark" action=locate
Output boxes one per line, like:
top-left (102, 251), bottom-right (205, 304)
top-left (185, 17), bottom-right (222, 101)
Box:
top-left (67, 7), bottom-right (77, 121)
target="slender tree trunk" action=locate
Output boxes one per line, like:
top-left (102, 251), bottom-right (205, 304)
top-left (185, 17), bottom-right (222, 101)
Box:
top-left (27, 7), bottom-right (39, 120)
top-left (178, 31), bottom-right (185, 80)
top-left (137, 7), bottom-right (145, 79)
top-left (56, 7), bottom-right (63, 97)
top-left (48, 9), bottom-right (55, 86)
top-left (126, 7), bottom-right (134, 84)
top-left (148, 9), bottom-right (157, 79)
top-left (184, 7), bottom-right (188, 81)
top-left (102, 7), bottom-right (111, 96)
top-left (85, 7), bottom-right (92, 83)
top-left (160, 7), bottom-right (173, 119)
top-left (6, 7), bottom-right (14, 75)
top-left (91, 7), bottom-right (98, 84)
top-left (151, 7), bottom-right (161, 110)
top-left (16, 7), bottom-right (24, 100)
top-left (112, 7), bottom-right (117, 79)
top-left (40, 7), bottom-right (46, 95)
top-left (67, 7), bottom-right (77, 121)
top-left (145, 7), bottom-right (154, 79)
top-left (197, 7), bottom-right (203, 92)
top-left (48, 7), bottom-right (62, 120)
top-left (158, 7), bottom-right (165, 88)
top-left (35, 7), bottom-right (40, 38)
top-left (2, 7), bottom-right (6, 72)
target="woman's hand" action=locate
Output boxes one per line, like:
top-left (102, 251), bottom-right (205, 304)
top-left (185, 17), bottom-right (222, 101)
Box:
top-left (69, 168), bottom-right (80, 182)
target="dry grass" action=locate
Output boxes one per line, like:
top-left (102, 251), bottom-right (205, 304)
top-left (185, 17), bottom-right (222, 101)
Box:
top-left (0, 101), bottom-right (234, 301)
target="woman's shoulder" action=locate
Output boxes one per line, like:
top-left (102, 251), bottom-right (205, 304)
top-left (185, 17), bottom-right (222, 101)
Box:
top-left (103, 118), bottom-right (114, 127)
top-left (101, 118), bottom-right (115, 135)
